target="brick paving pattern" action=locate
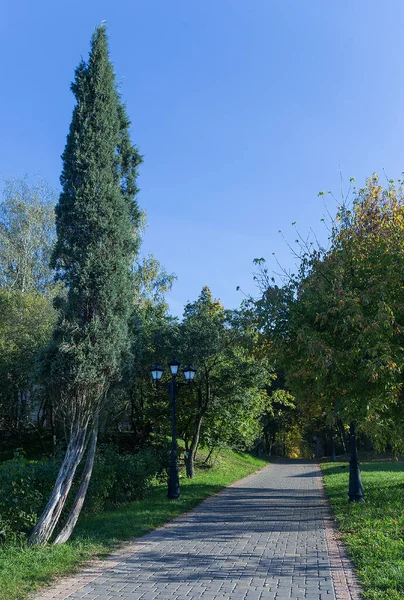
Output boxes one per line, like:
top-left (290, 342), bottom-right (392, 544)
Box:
top-left (34, 460), bottom-right (362, 600)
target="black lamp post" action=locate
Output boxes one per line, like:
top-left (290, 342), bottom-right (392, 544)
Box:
top-left (348, 422), bottom-right (365, 502)
top-left (151, 360), bottom-right (196, 499)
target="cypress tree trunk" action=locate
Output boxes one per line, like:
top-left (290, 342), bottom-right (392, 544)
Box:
top-left (54, 418), bottom-right (99, 545)
top-left (29, 424), bottom-right (89, 545)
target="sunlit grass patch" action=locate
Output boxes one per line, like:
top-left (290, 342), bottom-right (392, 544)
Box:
top-left (321, 461), bottom-right (404, 600)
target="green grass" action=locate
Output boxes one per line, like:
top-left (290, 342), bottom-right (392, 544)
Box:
top-left (0, 448), bottom-right (267, 600)
top-left (321, 461), bottom-right (404, 600)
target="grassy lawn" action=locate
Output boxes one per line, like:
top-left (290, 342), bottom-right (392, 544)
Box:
top-left (321, 461), bottom-right (404, 600)
top-left (0, 448), bottom-right (267, 600)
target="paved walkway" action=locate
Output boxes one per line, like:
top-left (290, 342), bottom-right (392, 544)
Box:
top-left (36, 461), bottom-right (362, 600)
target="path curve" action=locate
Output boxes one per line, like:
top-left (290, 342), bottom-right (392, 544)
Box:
top-left (35, 460), bottom-right (362, 600)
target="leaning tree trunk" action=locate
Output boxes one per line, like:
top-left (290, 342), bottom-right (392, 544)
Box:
top-left (185, 412), bottom-right (205, 479)
top-left (186, 382), bottom-right (211, 478)
top-left (204, 444), bottom-right (216, 465)
top-left (53, 418), bottom-right (99, 545)
top-left (194, 439), bottom-right (200, 461)
top-left (28, 424), bottom-right (89, 546)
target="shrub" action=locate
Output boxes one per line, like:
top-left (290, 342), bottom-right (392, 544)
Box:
top-left (86, 446), bottom-right (160, 512)
top-left (0, 450), bottom-right (59, 541)
top-left (0, 445), bottom-right (163, 543)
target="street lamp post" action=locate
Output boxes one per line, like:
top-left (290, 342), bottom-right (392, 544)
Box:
top-left (151, 361), bottom-right (196, 499)
top-left (167, 360), bottom-right (180, 500)
top-left (348, 422), bottom-right (365, 502)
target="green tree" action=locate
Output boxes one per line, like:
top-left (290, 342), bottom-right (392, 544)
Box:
top-left (29, 24), bottom-right (142, 545)
top-left (0, 176), bottom-right (56, 294)
top-left (253, 175), bottom-right (404, 453)
top-left (0, 177), bottom-right (57, 437)
top-left (133, 254), bottom-right (176, 312)
top-left (177, 287), bottom-right (271, 477)
top-left (105, 260), bottom-right (177, 448)
top-left (0, 290), bottom-right (55, 433)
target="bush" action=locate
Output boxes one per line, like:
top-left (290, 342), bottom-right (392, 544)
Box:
top-left (0, 450), bottom-right (59, 541)
top-left (86, 446), bottom-right (160, 512)
top-left (0, 445), bottom-right (163, 542)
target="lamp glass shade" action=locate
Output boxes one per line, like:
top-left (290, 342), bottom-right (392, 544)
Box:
top-left (169, 360), bottom-right (180, 376)
top-left (151, 364), bottom-right (164, 381)
top-left (183, 365), bottom-right (196, 381)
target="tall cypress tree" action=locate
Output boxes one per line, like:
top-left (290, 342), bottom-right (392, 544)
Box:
top-left (29, 25), bottom-right (142, 545)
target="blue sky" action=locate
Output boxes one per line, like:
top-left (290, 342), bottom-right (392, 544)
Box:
top-left (1, 1), bottom-right (404, 315)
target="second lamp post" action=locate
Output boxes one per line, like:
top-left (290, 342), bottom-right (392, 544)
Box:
top-left (151, 360), bottom-right (196, 499)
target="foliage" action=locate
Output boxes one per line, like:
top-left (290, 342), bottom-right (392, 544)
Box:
top-left (201, 386), bottom-right (267, 451)
top-left (47, 24), bottom-right (143, 424)
top-left (107, 285), bottom-right (273, 470)
top-left (252, 175), bottom-right (404, 447)
top-left (175, 287), bottom-right (272, 473)
top-left (85, 447), bottom-right (160, 512)
top-left (107, 259), bottom-right (177, 447)
top-left (0, 177), bottom-right (56, 295)
top-left (261, 387), bottom-right (299, 456)
top-left (0, 290), bottom-right (55, 432)
top-left (0, 451), bottom-right (59, 541)
top-left (0, 178), bottom-right (57, 434)
top-left (133, 254), bottom-right (176, 312)
top-left (322, 461), bottom-right (404, 600)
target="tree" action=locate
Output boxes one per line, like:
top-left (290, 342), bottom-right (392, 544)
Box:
top-left (133, 254), bottom-right (176, 312)
top-left (0, 176), bottom-right (56, 295)
top-left (106, 258), bottom-right (177, 449)
top-left (0, 289), bottom-right (55, 433)
top-left (177, 287), bottom-right (271, 477)
top-left (29, 24), bottom-right (142, 545)
top-left (0, 177), bottom-right (58, 440)
top-left (252, 175), bottom-right (404, 455)
top-left (201, 385), bottom-right (268, 457)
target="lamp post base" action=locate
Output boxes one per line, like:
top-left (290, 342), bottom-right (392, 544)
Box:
top-left (348, 423), bottom-right (365, 503)
top-left (168, 464), bottom-right (180, 500)
top-left (348, 459), bottom-right (365, 502)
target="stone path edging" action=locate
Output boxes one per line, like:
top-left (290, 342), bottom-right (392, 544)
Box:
top-left (316, 464), bottom-right (363, 600)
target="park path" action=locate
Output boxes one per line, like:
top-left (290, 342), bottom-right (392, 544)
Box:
top-left (36, 461), bottom-right (362, 600)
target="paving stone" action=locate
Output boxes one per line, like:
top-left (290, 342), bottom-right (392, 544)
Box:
top-left (34, 461), bottom-right (364, 600)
